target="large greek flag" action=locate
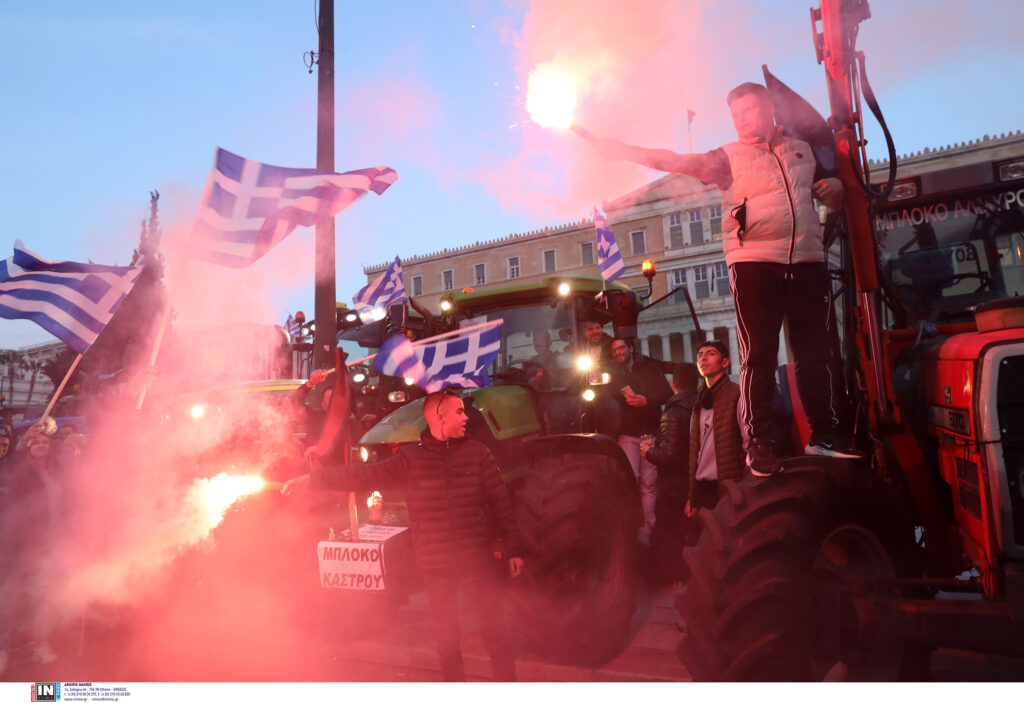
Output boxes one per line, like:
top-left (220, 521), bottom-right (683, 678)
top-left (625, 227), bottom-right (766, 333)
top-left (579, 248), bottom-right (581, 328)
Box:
top-left (0, 241), bottom-right (144, 353)
top-left (352, 256), bottom-right (407, 322)
top-left (373, 322), bottom-right (501, 392)
top-left (190, 148), bottom-right (398, 267)
top-left (595, 208), bottom-right (624, 283)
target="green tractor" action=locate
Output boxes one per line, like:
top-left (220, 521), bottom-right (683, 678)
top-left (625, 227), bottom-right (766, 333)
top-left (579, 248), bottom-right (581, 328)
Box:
top-left (347, 275), bottom-right (685, 666)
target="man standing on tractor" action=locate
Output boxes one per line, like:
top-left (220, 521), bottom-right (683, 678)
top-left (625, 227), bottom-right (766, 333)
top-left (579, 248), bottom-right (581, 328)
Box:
top-left (585, 81), bottom-right (861, 476)
top-left (283, 387), bottom-right (525, 682)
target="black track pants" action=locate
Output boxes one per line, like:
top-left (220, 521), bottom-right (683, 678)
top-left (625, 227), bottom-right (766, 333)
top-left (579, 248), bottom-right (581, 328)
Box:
top-left (730, 261), bottom-right (838, 444)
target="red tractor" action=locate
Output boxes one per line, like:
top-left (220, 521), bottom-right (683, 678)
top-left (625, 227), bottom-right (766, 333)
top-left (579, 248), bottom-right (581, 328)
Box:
top-left (676, 0), bottom-right (1024, 680)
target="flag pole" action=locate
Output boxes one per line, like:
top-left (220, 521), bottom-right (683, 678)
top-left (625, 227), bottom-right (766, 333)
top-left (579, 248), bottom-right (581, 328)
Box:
top-left (40, 352), bottom-right (84, 423)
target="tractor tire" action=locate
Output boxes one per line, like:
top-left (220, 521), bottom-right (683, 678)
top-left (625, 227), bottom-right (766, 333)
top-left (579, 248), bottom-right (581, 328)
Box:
top-left (676, 459), bottom-right (924, 681)
top-left (511, 452), bottom-right (639, 667)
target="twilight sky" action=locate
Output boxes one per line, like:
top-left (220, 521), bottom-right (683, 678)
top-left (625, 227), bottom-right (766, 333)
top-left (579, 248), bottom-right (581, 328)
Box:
top-left (2, 0), bottom-right (1021, 348)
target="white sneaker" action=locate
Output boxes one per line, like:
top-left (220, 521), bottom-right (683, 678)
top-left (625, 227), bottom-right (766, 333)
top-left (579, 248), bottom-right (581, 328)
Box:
top-left (33, 642), bottom-right (57, 664)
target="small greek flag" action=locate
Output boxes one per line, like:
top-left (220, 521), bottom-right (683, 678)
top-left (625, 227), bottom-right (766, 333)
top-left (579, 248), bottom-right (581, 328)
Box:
top-left (595, 208), bottom-right (624, 283)
top-left (285, 314), bottom-right (301, 341)
top-left (373, 323), bottom-right (501, 392)
top-left (352, 256), bottom-right (407, 323)
top-left (0, 241), bottom-right (144, 353)
top-left (190, 148), bottom-right (397, 267)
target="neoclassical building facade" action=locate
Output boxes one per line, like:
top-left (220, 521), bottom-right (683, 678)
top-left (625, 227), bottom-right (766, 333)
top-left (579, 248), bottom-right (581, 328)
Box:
top-left (364, 130), bottom-right (1024, 370)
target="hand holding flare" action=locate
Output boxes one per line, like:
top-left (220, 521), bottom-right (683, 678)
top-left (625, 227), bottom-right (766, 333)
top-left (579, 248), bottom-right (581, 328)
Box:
top-left (523, 65), bottom-right (622, 160)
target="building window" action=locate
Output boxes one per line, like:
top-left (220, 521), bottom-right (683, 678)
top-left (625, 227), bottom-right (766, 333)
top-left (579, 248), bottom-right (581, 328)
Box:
top-left (668, 213), bottom-right (684, 248)
top-left (714, 261), bottom-right (729, 296)
top-left (411, 275), bottom-right (423, 297)
top-left (507, 256), bottom-right (520, 280)
top-left (580, 241), bottom-right (594, 266)
top-left (709, 204), bottom-right (723, 239)
top-left (694, 265), bottom-right (710, 299)
top-left (474, 262), bottom-right (486, 286)
top-left (670, 268), bottom-right (688, 303)
top-left (647, 334), bottom-right (664, 361)
top-left (689, 209), bottom-right (704, 245)
top-left (543, 249), bottom-right (556, 273)
top-left (442, 268), bottom-right (454, 292)
top-left (630, 230), bottom-right (645, 256)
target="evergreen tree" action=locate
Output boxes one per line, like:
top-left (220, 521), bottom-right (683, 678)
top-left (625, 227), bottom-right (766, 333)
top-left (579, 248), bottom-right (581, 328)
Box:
top-left (83, 190), bottom-right (172, 380)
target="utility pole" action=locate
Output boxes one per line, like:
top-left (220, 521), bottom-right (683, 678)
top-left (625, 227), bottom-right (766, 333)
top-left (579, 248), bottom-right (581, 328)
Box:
top-left (313, 0), bottom-right (336, 370)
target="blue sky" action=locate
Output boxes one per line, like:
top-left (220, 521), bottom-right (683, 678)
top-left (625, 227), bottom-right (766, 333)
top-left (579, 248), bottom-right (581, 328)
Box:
top-left (2, 0), bottom-right (1022, 348)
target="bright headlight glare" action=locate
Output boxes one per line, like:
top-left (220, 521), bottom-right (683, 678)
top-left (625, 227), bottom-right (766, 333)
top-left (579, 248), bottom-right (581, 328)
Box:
top-left (352, 372), bottom-right (366, 383)
top-left (345, 312), bottom-right (358, 322)
top-left (404, 377), bottom-right (415, 386)
top-left (582, 389), bottom-right (596, 402)
top-left (190, 403), bottom-right (206, 420)
top-left (576, 355), bottom-right (593, 371)
top-left (440, 300), bottom-right (452, 312)
top-left (557, 282), bottom-right (571, 296)
top-left (360, 447), bottom-right (369, 463)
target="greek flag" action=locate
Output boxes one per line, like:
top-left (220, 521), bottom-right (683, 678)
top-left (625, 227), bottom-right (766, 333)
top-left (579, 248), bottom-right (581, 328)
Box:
top-left (190, 148), bottom-right (398, 267)
top-left (373, 323), bottom-right (501, 392)
top-left (595, 208), bottom-right (624, 283)
top-left (352, 256), bottom-right (407, 322)
top-left (0, 241), bottom-right (144, 354)
top-left (285, 314), bottom-right (301, 341)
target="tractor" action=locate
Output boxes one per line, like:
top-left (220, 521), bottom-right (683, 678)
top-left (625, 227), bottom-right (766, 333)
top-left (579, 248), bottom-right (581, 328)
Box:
top-left (673, 0), bottom-right (1024, 681)
top-left (344, 274), bottom-right (695, 667)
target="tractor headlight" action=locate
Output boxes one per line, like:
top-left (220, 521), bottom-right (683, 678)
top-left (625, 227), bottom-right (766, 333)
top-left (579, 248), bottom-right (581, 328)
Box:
top-left (588, 371), bottom-right (611, 385)
top-left (190, 403), bottom-right (206, 420)
top-left (557, 282), bottom-right (571, 296)
top-left (582, 389), bottom-right (596, 402)
top-left (576, 355), bottom-right (593, 371)
top-left (360, 446), bottom-right (369, 463)
top-left (387, 390), bottom-right (407, 403)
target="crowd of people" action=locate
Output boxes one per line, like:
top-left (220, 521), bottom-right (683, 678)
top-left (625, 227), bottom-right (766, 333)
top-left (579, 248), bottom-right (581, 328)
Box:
top-left (2, 79), bottom-right (864, 681)
top-left (0, 417), bottom-right (90, 675)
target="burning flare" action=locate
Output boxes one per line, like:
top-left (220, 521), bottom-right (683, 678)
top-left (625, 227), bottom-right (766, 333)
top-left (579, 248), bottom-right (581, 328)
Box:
top-left (186, 472), bottom-right (266, 532)
top-left (525, 63), bottom-right (578, 129)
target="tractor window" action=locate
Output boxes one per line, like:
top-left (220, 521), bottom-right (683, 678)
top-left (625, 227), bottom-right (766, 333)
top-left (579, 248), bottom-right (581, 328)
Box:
top-left (468, 304), bottom-right (576, 390)
top-left (875, 185), bottom-right (1024, 326)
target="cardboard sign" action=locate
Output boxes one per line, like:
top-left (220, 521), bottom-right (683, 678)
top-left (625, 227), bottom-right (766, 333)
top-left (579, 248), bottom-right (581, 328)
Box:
top-left (317, 525), bottom-right (409, 591)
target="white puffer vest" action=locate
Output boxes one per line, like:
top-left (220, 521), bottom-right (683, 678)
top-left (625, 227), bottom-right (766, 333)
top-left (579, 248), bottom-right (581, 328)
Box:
top-left (720, 132), bottom-right (825, 266)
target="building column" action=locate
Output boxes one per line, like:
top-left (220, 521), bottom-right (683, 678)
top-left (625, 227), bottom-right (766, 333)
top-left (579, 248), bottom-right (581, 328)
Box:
top-left (728, 326), bottom-right (739, 372)
top-left (639, 337), bottom-right (650, 357)
top-left (661, 334), bottom-right (672, 363)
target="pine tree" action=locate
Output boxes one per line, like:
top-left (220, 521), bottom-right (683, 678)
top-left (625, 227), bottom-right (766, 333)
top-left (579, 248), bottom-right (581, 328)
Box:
top-left (83, 190), bottom-right (172, 379)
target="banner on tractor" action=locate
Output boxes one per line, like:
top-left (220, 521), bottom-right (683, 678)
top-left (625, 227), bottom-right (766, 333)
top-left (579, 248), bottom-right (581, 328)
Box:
top-left (317, 525), bottom-right (409, 591)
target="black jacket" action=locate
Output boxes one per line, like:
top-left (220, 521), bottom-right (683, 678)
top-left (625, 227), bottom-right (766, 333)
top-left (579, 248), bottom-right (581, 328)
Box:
top-left (312, 430), bottom-right (523, 573)
top-left (611, 354), bottom-right (674, 437)
top-left (645, 390), bottom-right (697, 480)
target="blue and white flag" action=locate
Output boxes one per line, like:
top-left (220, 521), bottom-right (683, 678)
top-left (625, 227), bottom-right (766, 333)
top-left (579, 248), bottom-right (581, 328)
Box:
top-left (285, 314), bottom-right (301, 341)
top-left (190, 148), bottom-right (398, 267)
top-left (595, 208), bottom-right (624, 283)
top-left (352, 256), bottom-right (407, 322)
top-left (373, 322), bottom-right (501, 392)
top-left (0, 241), bottom-right (144, 354)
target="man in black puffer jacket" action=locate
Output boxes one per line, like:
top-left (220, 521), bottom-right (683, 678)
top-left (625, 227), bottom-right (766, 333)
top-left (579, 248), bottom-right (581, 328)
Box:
top-left (284, 387), bottom-right (524, 682)
top-left (641, 362), bottom-right (699, 585)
